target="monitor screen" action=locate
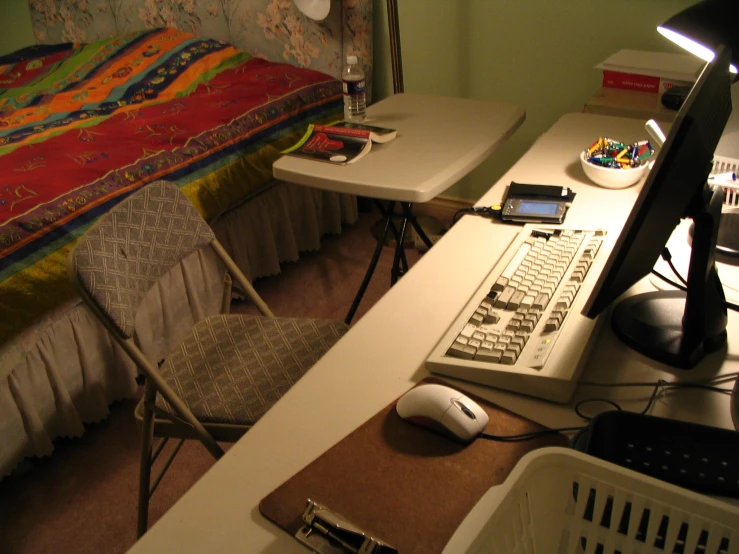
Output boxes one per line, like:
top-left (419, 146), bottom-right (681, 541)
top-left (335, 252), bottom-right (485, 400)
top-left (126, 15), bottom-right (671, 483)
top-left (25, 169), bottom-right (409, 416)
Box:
top-left (583, 45), bottom-right (733, 368)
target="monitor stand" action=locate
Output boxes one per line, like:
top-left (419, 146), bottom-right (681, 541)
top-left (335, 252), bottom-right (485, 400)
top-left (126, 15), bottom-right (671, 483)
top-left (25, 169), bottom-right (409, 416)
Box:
top-left (732, 376), bottom-right (739, 431)
top-left (688, 206), bottom-right (739, 258)
top-left (610, 184), bottom-right (728, 368)
top-left (716, 208), bottom-right (739, 257)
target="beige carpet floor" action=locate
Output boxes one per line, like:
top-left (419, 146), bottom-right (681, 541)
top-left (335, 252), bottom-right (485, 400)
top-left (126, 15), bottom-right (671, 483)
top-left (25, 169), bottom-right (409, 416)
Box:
top-left (0, 206), bottom-right (424, 554)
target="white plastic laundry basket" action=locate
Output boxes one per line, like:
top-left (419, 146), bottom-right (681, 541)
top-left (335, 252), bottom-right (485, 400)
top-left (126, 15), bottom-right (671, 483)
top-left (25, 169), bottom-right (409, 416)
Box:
top-left (443, 447), bottom-right (739, 554)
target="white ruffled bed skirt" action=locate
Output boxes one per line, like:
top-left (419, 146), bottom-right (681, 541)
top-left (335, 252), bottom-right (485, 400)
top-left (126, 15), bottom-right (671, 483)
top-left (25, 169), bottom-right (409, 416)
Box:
top-left (0, 181), bottom-right (357, 478)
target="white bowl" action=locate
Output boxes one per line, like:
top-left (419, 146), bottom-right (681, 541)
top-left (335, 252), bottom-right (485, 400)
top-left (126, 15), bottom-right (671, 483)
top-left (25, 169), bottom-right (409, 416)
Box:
top-left (580, 151), bottom-right (650, 189)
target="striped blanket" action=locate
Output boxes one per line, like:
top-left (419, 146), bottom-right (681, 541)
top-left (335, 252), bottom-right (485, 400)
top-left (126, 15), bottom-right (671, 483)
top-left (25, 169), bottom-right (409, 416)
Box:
top-left (0, 28), bottom-right (342, 348)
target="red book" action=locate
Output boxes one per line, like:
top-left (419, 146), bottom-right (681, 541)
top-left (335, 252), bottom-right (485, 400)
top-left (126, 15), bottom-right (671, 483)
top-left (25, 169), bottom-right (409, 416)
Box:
top-left (602, 70), bottom-right (661, 93)
top-left (602, 70), bottom-right (695, 94)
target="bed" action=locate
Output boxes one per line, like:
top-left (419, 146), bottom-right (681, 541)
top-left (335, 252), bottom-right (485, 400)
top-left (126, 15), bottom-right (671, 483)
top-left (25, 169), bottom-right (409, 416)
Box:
top-left (0, 0), bottom-right (373, 478)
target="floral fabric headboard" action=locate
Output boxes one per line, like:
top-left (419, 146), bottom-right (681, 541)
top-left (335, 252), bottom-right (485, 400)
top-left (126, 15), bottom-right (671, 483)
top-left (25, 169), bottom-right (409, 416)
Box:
top-left (27, 0), bottom-right (372, 94)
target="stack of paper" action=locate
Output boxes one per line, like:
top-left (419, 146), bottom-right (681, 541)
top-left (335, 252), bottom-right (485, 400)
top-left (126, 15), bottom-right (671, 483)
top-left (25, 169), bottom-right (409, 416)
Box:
top-left (595, 50), bottom-right (705, 94)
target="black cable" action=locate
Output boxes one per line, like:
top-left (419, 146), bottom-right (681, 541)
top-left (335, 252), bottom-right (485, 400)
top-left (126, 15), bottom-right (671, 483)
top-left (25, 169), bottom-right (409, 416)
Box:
top-left (577, 379), bottom-right (736, 419)
top-left (475, 375), bottom-right (737, 443)
top-left (664, 382), bottom-right (734, 394)
top-left (579, 372), bottom-right (738, 388)
top-left (651, 268), bottom-right (739, 312)
top-left (452, 206), bottom-right (499, 225)
top-left (652, 269), bottom-right (685, 290)
top-left (640, 380), bottom-right (666, 414)
top-left (452, 208), bottom-right (476, 225)
top-left (479, 426), bottom-right (584, 443)
top-left (661, 248), bottom-right (688, 287)
top-left (574, 398), bottom-right (622, 421)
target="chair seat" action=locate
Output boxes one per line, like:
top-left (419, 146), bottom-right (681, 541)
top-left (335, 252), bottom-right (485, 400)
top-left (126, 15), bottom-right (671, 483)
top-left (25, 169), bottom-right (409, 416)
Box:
top-left (155, 314), bottom-right (347, 425)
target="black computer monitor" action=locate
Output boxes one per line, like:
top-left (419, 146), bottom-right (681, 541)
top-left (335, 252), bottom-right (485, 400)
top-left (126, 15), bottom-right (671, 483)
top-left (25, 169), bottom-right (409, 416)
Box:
top-left (584, 45), bottom-right (733, 368)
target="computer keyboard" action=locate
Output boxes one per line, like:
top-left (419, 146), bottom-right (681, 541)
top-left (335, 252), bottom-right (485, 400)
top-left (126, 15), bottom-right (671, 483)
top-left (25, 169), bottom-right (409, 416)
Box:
top-left (426, 224), bottom-right (616, 403)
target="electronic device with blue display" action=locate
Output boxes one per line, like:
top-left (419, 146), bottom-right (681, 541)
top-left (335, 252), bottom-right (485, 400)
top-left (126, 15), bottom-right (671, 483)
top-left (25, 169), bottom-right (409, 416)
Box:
top-left (500, 182), bottom-right (574, 224)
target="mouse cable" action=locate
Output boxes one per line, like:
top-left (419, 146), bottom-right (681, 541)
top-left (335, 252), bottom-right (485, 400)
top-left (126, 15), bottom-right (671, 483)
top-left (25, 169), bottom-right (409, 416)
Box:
top-left (479, 426), bottom-right (585, 443)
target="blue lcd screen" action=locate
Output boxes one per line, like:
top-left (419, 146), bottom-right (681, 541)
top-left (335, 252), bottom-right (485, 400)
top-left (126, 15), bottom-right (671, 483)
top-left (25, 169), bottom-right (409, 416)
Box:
top-left (518, 201), bottom-right (559, 215)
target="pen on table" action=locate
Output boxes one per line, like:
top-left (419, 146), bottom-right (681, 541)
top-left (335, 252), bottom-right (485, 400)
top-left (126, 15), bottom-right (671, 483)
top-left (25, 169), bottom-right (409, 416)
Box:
top-left (708, 171), bottom-right (737, 186)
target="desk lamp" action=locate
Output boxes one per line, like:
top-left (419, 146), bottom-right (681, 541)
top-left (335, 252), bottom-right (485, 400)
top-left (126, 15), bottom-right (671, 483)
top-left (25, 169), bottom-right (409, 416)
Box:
top-left (386, 0), bottom-right (403, 94)
top-left (657, 0), bottom-right (738, 75)
top-left (293, 0), bottom-right (330, 20)
top-left (294, 0), bottom-right (404, 94)
top-left (659, 0), bottom-right (739, 426)
top-left (658, 0), bottom-right (739, 257)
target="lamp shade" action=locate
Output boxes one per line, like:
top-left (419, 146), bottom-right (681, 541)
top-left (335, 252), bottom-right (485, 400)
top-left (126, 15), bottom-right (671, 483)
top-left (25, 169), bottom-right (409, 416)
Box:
top-left (657, 0), bottom-right (738, 73)
top-left (293, 0), bottom-right (330, 20)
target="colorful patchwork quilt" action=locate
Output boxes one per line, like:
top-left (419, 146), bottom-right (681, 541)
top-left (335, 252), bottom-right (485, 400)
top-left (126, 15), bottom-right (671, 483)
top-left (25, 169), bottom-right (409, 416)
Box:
top-left (0, 28), bottom-right (342, 348)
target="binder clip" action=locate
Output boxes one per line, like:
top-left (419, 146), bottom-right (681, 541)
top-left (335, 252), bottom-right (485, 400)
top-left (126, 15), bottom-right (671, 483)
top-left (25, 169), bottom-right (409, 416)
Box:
top-left (295, 499), bottom-right (398, 554)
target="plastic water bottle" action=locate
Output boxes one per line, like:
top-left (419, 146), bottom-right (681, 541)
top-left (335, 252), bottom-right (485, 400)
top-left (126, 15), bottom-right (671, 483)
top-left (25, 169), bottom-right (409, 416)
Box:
top-left (342, 55), bottom-right (366, 122)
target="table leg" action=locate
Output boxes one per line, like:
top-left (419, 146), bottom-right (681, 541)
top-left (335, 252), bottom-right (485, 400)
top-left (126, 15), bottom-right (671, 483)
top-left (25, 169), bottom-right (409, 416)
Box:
top-left (401, 202), bottom-right (434, 250)
top-left (345, 202), bottom-right (433, 324)
top-left (390, 215), bottom-right (409, 285)
top-left (345, 201), bottom-right (396, 325)
top-left (376, 201), bottom-right (410, 273)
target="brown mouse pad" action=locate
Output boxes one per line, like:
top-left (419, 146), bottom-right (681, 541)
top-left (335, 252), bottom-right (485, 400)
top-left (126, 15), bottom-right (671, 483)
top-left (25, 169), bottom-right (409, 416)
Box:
top-left (259, 377), bottom-right (569, 554)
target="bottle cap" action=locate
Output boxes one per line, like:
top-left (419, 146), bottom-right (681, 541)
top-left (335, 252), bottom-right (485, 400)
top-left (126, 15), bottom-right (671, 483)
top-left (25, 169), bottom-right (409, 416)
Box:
top-left (347, 55), bottom-right (358, 64)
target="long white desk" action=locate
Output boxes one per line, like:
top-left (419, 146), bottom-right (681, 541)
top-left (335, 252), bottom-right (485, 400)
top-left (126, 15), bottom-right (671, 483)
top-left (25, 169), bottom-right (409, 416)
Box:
top-left (127, 113), bottom-right (738, 553)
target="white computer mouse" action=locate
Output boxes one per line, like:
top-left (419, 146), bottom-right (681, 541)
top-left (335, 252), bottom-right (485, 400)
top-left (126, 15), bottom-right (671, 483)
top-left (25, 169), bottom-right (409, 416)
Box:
top-left (395, 383), bottom-right (489, 443)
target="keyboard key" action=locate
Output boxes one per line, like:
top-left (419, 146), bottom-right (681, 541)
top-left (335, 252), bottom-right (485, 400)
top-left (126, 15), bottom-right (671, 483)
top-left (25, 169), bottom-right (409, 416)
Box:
top-left (492, 277), bottom-right (508, 292)
top-left (533, 293), bottom-right (549, 310)
top-left (509, 290), bottom-right (526, 310)
top-left (486, 311), bottom-right (501, 324)
top-left (510, 336), bottom-right (526, 349)
top-left (448, 343), bottom-right (476, 359)
top-left (495, 286), bottom-right (515, 309)
top-left (476, 348), bottom-right (502, 363)
top-left (469, 313), bottom-right (484, 326)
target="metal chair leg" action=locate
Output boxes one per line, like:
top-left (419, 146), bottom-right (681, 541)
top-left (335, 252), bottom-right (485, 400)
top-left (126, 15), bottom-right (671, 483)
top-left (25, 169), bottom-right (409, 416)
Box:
top-left (137, 380), bottom-right (157, 538)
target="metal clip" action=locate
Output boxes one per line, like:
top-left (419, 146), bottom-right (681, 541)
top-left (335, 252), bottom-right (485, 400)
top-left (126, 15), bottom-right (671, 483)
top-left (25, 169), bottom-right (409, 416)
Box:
top-left (295, 499), bottom-right (398, 554)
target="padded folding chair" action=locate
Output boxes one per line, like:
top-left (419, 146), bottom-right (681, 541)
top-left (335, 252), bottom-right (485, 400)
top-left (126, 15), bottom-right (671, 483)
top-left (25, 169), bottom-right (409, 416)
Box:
top-left (67, 181), bottom-right (348, 537)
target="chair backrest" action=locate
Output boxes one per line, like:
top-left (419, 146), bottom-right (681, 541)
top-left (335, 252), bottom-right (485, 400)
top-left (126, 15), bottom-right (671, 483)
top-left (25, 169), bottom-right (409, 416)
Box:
top-left (69, 181), bottom-right (215, 338)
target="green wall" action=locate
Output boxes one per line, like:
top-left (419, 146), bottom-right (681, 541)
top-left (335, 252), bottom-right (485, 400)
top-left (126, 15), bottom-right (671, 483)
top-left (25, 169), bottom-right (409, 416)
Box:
top-left (373, 0), bottom-right (698, 200)
top-left (1, 0), bottom-right (700, 200)
top-left (0, 0), bottom-right (34, 56)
